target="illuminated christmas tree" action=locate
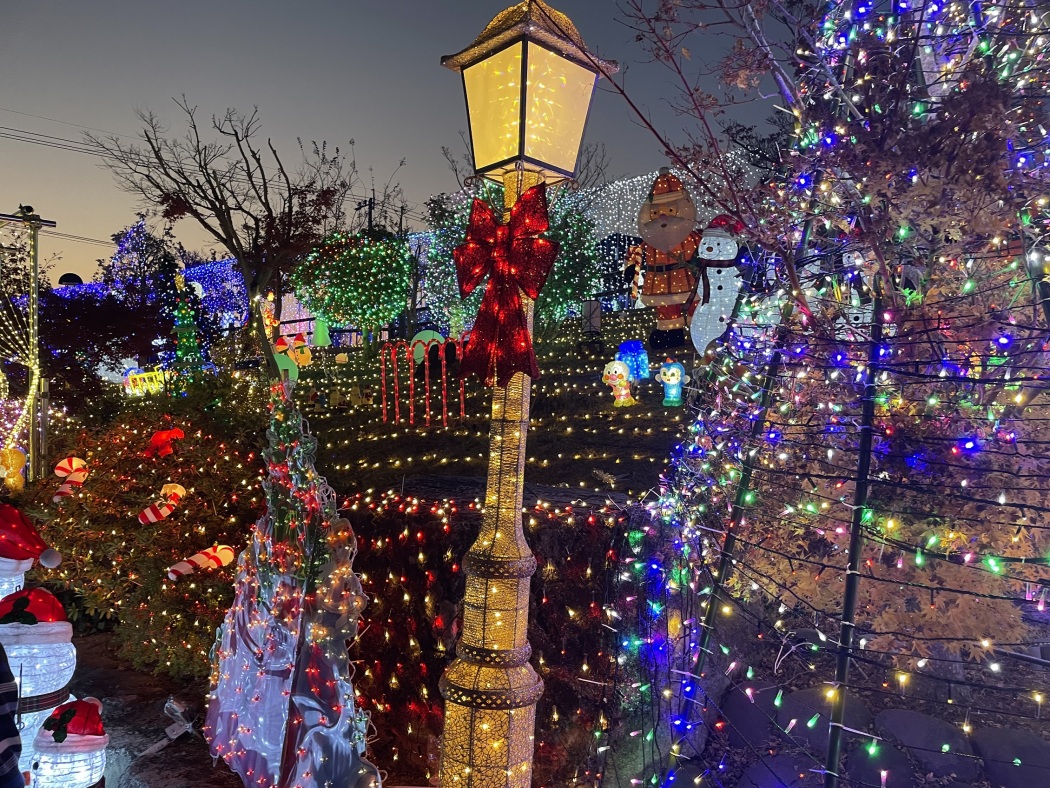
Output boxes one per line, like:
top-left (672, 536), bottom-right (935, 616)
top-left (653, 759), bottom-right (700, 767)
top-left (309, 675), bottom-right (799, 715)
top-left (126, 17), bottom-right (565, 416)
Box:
top-left (616, 0), bottom-right (1050, 781)
top-left (170, 282), bottom-right (205, 384)
top-left (204, 384), bottom-right (379, 788)
top-left (99, 214), bottom-right (180, 319)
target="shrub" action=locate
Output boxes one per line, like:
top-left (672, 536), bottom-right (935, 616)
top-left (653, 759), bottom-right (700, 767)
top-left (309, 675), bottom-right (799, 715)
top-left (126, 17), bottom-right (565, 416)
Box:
top-left (20, 376), bottom-right (265, 677)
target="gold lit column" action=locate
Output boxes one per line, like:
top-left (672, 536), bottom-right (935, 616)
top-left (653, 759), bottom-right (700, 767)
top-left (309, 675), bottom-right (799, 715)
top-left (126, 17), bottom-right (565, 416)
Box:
top-left (439, 170), bottom-right (545, 788)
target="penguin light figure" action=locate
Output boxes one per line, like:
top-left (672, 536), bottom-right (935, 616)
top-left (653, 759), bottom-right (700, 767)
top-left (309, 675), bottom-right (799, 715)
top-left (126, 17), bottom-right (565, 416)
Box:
top-left (658, 358), bottom-right (690, 407)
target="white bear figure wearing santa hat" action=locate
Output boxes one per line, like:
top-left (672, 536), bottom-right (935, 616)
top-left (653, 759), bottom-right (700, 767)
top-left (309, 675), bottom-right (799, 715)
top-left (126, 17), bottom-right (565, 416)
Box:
top-left (0, 503), bottom-right (61, 599)
top-left (32, 697), bottom-right (108, 787)
top-left (689, 214), bottom-right (747, 358)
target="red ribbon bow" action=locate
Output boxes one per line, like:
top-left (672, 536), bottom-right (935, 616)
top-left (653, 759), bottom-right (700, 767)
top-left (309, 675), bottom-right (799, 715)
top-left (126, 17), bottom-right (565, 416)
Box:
top-left (454, 184), bottom-right (559, 387)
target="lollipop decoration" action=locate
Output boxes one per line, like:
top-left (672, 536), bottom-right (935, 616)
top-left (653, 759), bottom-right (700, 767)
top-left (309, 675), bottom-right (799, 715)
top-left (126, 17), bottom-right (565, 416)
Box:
top-left (138, 483), bottom-right (186, 525)
top-left (167, 544), bottom-right (235, 581)
top-left (54, 457), bottom-right (87, 478)
top-left (53, 457), bottom-right (89, 504)
top-left (53, 469), bottom-right (88, 505)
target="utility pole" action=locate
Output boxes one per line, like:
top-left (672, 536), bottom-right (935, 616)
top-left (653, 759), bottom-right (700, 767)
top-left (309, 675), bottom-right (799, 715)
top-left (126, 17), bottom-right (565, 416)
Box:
top-left (355, 192), bottom-right (375, 233)
top-left (0, 207), bottom-right (56, 482)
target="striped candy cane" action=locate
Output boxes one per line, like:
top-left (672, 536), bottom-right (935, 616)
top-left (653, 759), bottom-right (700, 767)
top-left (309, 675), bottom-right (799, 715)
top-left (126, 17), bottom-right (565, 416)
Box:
top-left (167, 544), bottom-right (235, 581)
top-left (137, 484), bottom-right (186, 525)
top-left (52, 468), bottom-right (89, 504)
top-left (54, 457), bottom-right (87, 478)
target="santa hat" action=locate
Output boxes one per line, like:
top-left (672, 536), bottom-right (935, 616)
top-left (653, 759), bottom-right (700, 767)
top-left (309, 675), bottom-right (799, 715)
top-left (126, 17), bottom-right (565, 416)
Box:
top-left (292, 333), bottom-right (308, 349)
top-left (648, 167), bottom-right (691, 205)
top-left (0, 587), bottom-right (68, 624)
top-left (703, 214), bottom-right (746, 239)
top-left (0, 504), bottom-right (61, 568)
top-left (40, 698), bottom-right (106, 740)
top-left (138, 483), bottom-right (186, 525)
top-left (0, 587), bottom-right (72, 654)
top-left (274, 336), bottom-right (290, 354)
top-left (35, 699), bottom-right (109, 773)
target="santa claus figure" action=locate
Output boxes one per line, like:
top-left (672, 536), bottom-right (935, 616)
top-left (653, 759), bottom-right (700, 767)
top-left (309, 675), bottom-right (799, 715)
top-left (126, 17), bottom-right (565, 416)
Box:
top-left (636, 168), bottom-right (704, 349)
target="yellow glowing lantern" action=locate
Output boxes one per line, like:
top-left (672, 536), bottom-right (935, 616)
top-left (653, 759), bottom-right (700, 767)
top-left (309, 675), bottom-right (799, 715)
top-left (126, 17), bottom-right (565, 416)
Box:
top-left (441, 0), bottom-right (618, 185)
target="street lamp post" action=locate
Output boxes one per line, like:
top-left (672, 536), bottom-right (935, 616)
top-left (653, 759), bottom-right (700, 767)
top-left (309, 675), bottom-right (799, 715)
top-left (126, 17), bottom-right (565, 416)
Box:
top-left (438, 3), bottom-right (616, 787)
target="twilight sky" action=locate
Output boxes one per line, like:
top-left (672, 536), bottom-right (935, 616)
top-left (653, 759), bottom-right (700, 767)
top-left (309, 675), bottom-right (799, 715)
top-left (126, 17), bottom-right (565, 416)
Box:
top-left (0, 1), bottom-right (771, 281)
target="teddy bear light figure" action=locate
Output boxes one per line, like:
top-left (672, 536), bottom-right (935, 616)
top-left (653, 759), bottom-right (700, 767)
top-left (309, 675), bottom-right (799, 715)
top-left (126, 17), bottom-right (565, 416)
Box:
top-left (602, 360), bottom-right (637, 407)
top-left (658, 358), bottom-right (690, 407)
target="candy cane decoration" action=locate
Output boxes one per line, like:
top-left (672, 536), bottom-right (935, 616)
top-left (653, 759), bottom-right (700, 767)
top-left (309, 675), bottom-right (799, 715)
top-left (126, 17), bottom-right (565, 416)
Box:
top-left (52, 468), bottom-right (89, 504)
top-left (167, 544), bottom-right (235, 581)
top-left (54, 457), bottom-right (87, 478)
top-left (137, 483), bottom-right (186, 525)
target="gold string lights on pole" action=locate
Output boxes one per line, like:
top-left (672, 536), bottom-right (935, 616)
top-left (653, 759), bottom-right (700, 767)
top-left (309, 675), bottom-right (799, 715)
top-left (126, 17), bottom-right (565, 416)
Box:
top-left (437, 3), bottom-right (616, 786)
top-left (0, 208), bottom-right (55, 484)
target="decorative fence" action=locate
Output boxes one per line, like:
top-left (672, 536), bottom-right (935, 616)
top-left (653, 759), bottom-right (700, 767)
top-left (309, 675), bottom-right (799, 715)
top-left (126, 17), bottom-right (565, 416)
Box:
top-left (380, 336), bottom-right (466, 428)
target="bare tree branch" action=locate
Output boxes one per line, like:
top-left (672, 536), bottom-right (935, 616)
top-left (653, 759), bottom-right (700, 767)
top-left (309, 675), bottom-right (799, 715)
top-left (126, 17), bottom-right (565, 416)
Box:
top-left (87, 99), bottom-right (359, 378)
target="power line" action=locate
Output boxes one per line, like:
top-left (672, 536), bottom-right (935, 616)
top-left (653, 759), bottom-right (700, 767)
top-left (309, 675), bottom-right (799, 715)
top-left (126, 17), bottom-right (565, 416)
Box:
top-left (40, 230), bottom-right (112, 248)
top-left (0, 120), bottom-right (432, 224)
top-left (0, 106), bottom-right (134, 139)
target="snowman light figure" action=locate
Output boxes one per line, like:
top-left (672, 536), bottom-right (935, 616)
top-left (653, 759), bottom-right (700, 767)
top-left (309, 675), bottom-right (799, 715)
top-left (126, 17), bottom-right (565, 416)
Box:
top-left (690, 215), bottom-right (747, 357)
top-left (836, 248), bottom-right (876, 335)
top-left (658, 358), bottom-right (690, 407)
top-left (602, 360), bottom-right (637, 407)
